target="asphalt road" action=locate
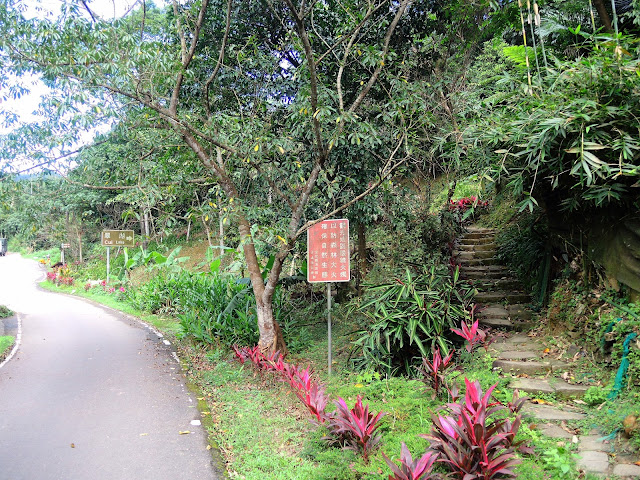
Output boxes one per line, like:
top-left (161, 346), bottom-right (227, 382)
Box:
top-left (0, 254), bottom-right (220, 480)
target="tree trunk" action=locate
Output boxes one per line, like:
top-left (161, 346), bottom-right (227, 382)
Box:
top-left (237, 217), bottom-right (288, 356)
top-left (592, 0), bottom-right (613, 32)
top-left (77, 221), bottom-right (83, 263)
top-left (141, 208), bottom-right (150, 249)
top-left (446, 180), bottom-right (457, 205)
top-left (203, 215), bottom-right (212, 247)
top-left (255, 300), bottom-right (287, 355)
top-left (219, 211), bottom-right (224, 257)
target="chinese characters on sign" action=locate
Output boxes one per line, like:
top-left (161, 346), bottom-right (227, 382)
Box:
top-left (101, 230), bottom-right (135, 248)
top-left (307, 219), bottom-right (350, 283)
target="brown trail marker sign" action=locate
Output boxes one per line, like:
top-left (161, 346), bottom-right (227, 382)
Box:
top-left (307, 219), bottom-right (350, 374)
top-left (101, 230), bottom-right (135, 247)
top-left (101, 230), bottom-right (135, 283)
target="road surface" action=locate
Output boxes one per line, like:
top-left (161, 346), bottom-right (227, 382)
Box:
top-left (0, 254), bottom-right (220, 480)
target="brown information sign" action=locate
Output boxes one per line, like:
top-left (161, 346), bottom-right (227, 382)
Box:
top-left (101, 230), bottom-right (135, 247)
top-left (307, 219), bottom-right (350, 283)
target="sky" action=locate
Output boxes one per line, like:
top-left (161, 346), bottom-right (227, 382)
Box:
top-left (2, 0), bottom-right (143, 125)
top-left (0, 1), bottom-right (158, 173)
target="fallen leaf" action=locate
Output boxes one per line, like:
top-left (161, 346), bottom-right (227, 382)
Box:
top-left (179, 431), bottom-right (191, 435)
top-left (531, 398), bottom-right (554, 405)
top-left (140, 433), bottom-right (148, 436)
top-left (560, 421), bottom-right (578, 435)
top-left (206, 445), bottom-right (212, 450)
top-left (70, 443), bottom-right (75, 448)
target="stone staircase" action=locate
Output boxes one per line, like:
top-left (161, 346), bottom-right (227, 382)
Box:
top-left (455, 226), bottom-right (533, 331)
top-left (455, 226), bottom-right (640, 479)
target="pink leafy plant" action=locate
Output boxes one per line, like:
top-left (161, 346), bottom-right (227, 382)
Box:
top-left (422, 378), bottom-right (530, 479)
top-left (324, 395), bottom-right (386, 463)
top-left (382, 443), bottom-right (441, 480)
top-left (451, 319), bottom-right (487, 353)
top-left (419, 349), bottom-right (454, 396)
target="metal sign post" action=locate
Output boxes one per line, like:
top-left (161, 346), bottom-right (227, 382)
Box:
top-left (307, 219), bottom-right (350, 375)
top-left (106, 247), bottom-right (110, 284)
top-left (60, 243), bottom-right (70, 265)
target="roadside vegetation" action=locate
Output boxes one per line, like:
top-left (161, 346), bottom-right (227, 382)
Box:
top-left (0, 305), bottom-right (15, 361)
top-left (20, 179), bottom-right (638, 480)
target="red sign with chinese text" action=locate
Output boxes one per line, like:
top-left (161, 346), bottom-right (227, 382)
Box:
top-left (307, 219), bottom-right (350, 283)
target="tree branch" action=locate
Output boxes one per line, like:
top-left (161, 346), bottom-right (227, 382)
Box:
top-left (347, 0), bottom-right (411, 114)
top-left (282, 0), bottom-right (327, 161)
top-left (205, 0), bottom-right (233, 117)
top-left (296, 134), bottom-right (407, 237)
top-left (170, 0), bottom-right (209, 114)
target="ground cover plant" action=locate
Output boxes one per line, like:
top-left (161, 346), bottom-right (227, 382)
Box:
top-left (0, 335), bottom-right (14, 359)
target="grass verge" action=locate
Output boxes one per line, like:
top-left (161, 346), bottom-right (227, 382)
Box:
top-left (0, 335), bottom-right (14, 361)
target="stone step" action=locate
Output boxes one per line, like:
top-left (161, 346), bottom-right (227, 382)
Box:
top-left (455, 250), bottom-right (496, 260)
top-left (538, 423), bottom-right (576, 439)
top-left (613, 464), bottom-right (640, 478)
top-left (463, 270), bottom-right (511, 280)
top-left (507, 305), bottom-right (534, 321)
top-left (478, 305), bottom-right (509, 317)
top-left (493, 358), bottom-right (571, 375)
top-left (456, 243), bottom-right (497, 252)
top-left (511, 377), bottom-right (590, 398)
top-left (466, 226), bottom-right (496, 233)
top-left (463, 231), bottom-right (496, 240)
top-left (459, 257), bottom-right (501, 267)
top-left (475, 291), bottom-right (531, 304)
top-left (497, 351), bottom-right (539, 360)
top-left (474, 278), bottom-right (522, 291)
top-left (577, 451), bottom-right (610, 476)
top-left (479, 317), bottom-right (515, 329)
top-left (521, 403), bottom-right (586, 421)
top-left (490, 334), bottom-right (536, 351)
top-left (458, 237), bottom-right (496, 245)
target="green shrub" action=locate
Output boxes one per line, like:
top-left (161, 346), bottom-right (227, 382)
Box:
top-left (0, 305), bottom-right (14, 318)
top-left (496, 213), bottom-right (550, 304)
top-left (583, 386), bottom-right (610, 406)
top-left (352, 264), bottom-right (474, 375)
top-left (123, 269), bottom-right (304, 349)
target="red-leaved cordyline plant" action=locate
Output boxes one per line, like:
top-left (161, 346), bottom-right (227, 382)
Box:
top-left (451, 319), bottom-right (487, 353)
top-left (231, 345), bottom-right (251, 364)
top-left (286, 365), bottom-right (329, 423)
top-left (324, 395), bottom-right (386, 463)
top-left (231, 345), bottom-right (386, 461)
top-left (419, 349), bottom-right (454, 397)
top-left (382, 443), bottom-right (441, 480)
top-left (422, 378), bottom-right (531, 480)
